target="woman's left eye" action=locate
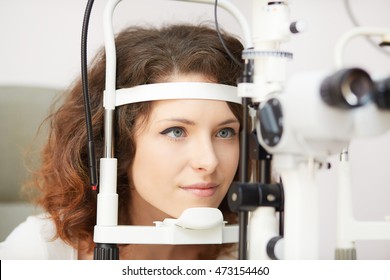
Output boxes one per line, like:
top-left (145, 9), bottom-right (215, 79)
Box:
top-left (216, 128), bottom-right (236, 138)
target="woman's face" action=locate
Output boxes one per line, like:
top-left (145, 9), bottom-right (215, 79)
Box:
top-left (130, 76), bottom-right (240, 219)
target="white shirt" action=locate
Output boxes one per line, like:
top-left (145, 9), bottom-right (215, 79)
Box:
top-left (0, 214), bottom-right (77, 260)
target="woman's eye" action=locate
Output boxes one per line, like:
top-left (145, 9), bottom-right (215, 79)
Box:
top-left (217, 128), bottom-right (236, 138)
top-left (160, 127), bottom-right (186, 138)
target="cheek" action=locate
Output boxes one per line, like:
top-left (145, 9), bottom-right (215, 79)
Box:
top-left (131, 137), bottom-right (181, 204)
top-left (132, 138), bottom-right (154, 186)
top-left (218, 142), bottom-right (240, 175)
top-left (132, 139), bottom-right (166, 188)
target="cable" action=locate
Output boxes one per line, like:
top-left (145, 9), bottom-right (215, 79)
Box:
top-left (81, 0), bottom-right (98, 191)
top-left (343, 0), bottom-right (390, 57)
top-left (214, 0), bottom-right (250, 259)
top-left (214, 0), bottom-right (243, 67)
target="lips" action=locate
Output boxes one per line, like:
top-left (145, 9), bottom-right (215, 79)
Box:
top-left (180, 182), bottom-right (219, 197)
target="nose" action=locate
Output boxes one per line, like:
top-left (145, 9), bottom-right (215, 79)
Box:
top-left (190, 136), bottom-right (219, 174)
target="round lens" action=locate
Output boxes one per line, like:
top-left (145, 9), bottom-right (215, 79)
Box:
top-left (341, 71), bottom-right (372, 106)
top-left (321, 68), bottom-right (373, 108)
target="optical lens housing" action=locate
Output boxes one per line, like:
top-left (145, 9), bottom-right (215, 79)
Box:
top-left (320, 68), bottom-right (373, 108)
top-left (374, 77), bottom-right (390, 109)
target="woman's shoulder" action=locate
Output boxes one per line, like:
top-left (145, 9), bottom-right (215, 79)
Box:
top-left (0, 213), bottom-right (77, 260)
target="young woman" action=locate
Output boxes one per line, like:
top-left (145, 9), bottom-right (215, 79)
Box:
top-left (0, 23), bottom-right (244, 259)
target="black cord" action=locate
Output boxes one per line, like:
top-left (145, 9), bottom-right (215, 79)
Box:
top-left (344, 0), bottom-right (390, 56)
top-left (81, 0), bottom-right (98, 190)
top-left (214, 0), bottom-right (243, 68)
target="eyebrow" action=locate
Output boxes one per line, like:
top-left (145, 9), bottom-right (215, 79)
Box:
top-left (218, 118), bottom-right (240, 126)
top-left (159, 118), bottom-right (239, 126)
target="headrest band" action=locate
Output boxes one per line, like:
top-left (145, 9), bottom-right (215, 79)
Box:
top-left (113, 82), bottom-right (241, 107)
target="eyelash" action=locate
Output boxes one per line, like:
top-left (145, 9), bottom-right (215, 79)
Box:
top-left (159, 127), bottom-right (237, 140)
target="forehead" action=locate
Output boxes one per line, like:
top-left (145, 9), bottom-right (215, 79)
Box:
top-left (149, 99), bottom-right (235, 120)
top-left (134, 73), bottom-right (235, 130)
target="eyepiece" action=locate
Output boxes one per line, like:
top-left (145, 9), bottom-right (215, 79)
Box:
top-left (320, 68), bottom-right (373, 108)
top-left (374, 77), bottom-right (390, 109)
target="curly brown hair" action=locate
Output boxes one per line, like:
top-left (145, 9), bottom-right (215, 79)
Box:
top-left (27, 23), bottom-right (244, 259)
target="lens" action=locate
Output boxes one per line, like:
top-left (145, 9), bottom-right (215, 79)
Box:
top-left (320, 68), bottom-right (373, 108)
top-left (258, 98), bottom-right (283, 147)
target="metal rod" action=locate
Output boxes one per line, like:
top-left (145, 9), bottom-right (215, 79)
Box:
top-left (238, 97), bottom-right (250, 260)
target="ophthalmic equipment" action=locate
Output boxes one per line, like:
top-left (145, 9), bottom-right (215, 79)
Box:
top-left (79, 0), bottom-right (390, 260)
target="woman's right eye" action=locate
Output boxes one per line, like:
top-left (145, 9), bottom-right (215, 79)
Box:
top-left (160, 127), bottom-right (186, 139)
